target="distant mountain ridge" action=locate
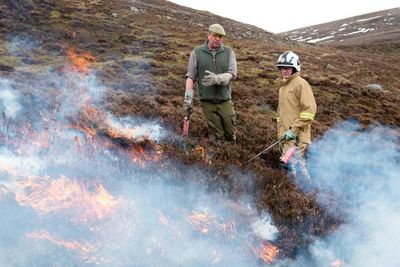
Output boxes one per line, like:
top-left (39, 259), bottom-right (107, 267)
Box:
top-left (279, 8), bottom-right (400, 45)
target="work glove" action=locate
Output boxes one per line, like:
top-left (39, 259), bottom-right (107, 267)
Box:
top-left (283, 129), bottom-right (297, 140)
top-left (184, 88), bottom-right (194, 115)
top-left (202, 70), bottom-right (231, 86)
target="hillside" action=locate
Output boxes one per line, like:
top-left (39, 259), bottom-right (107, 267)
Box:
top-left (0, 0), bottom-right (399, 266)
top-left (279, 7), bottom-right (400, 45)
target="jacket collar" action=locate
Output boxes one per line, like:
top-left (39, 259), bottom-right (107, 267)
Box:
top-left (282, 72), bottom-right (300, 85)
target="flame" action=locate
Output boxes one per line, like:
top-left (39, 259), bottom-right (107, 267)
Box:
top-left (101, 120), bottom-right (163, 165)
top-left (259, 241), bottom-right (279, 264)
top-left (77, 124), bottom-right (97, 139)
top-left (193, 146), bottom-right (213, 165)
top-left (67, 48), bottom-right (97, 74)
top-left (106, 126), bottom-right (150, 141)
top-left (186, 211), bottom-right (213, 234)
top-left (193, 146), bottom-right (205, 158)
top-left (15, 175), bottom-right (117, 224)
top-left (27, 230), bottom-right (94, 258)
top-left (71, 106), bottom-right (104, 139)
top-left (71, 107), bottom-right (162, 167)
top-left (249, 239), bottom-right (279, 264)
top-left (127, 144), bottom-right (161, 167)
top-left (185, 211), bottom-right (236, 238)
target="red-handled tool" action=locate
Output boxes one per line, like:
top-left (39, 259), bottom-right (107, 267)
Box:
top-left (182, 112), bottom-right (190, 137)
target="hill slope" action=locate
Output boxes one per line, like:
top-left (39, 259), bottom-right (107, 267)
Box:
top-left (279, 7), bottom-right (400, 45)
top-left (0, 0), bottom-right (400, 265)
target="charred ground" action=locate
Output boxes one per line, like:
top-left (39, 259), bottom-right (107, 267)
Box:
top-left (1, 0), bottom-right (400, 259)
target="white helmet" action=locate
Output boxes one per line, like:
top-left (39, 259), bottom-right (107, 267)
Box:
top-left (276, 51), bottom-right (301, 72)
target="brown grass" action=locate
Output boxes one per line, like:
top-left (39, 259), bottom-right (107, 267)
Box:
top-left (1, 0), bottom-right (399, 257)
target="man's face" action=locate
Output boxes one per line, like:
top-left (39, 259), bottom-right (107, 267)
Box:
top-left (207, 32), bottom-right (224, 50)
top-left (280, 67), bottom-right (293, 78)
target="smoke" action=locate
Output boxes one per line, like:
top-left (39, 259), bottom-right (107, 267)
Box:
top-left (251, 212), bottom-right (278, 240)
top-left (0, 80), bottom-right (22, 119)
top-left (47, 70), bottom-right (105, 118)
top-left (3, 33), bottom-right (399, 266)
top-left (106, 114), bottom-right (165, 142)
top-left (276, 121), bottom-right (400, 266)
top-left (0, 43), bottom-right (278, 266)
top-left (7, 35), bottom-right (39, 61)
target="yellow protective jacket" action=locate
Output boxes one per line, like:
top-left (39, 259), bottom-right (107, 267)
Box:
top-left (277, 72), bottom-right (317, 144)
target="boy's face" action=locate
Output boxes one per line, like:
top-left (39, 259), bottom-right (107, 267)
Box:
top-left (280, 67), bottom-right (293, 78)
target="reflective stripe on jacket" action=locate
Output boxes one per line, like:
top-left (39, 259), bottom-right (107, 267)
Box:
top-left (276, 72), bottom-right (317, 144)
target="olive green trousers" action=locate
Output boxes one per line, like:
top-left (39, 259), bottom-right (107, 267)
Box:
top-left (200, 100), bottom-right (236, 141)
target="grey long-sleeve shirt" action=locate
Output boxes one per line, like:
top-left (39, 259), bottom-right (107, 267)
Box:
top-left (185, 49), bottom-right (237, 81)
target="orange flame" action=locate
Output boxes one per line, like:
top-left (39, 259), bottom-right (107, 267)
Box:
top-left (190, 146), bottom-right (213, 165)
top-left (259, 241), bottom-right (279, 264)
top-left (78, 124), bottom-right (97, 139)
top-left (249, 240), bottom-right (279, 264)
top-left (16, 175), bottom-right (117, 224)
top-left (185, 211), bottom-right (236, 237)
top-left (186, 211), bottom-right (214, 234)
top-left (103, 122), bottom-right (162, 165)
top-left (27, 230), bottom-right (94, 258)
top-left (106, 127), bottom-right (149, 140)
top-left (70, 105), bottom-right (162, 167)
top-left (127, 144), bottom-right (161, 167)
top-left (67, 48), bottom-right (97, 74)
top-left (193, 146), bottom-right (205, 158)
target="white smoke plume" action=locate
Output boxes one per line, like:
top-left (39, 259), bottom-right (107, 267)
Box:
top-left (275, 121), bottom-right (400, 266)
top-left (106, 114), bottom-right (165, 142)
top-left (0, 79), bottom-right (22, 119)
top-left (251, 212), bottom-right (278, 240)
top-left (0, 50), bottom-right (278, 267)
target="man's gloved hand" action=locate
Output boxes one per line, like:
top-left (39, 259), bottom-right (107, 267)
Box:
top-left (184, 88), bottom-right (194, 115)
top-left (283, 128), bottom-right (297, 140)
top-left (202, 70), bottom-right (232, 86)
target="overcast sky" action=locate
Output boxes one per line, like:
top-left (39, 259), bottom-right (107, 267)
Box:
top-left (168, 1), bottom-right (400, 33)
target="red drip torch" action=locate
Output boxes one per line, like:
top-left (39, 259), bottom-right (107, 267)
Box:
top-left (182, 113), bottom-right (190, 137)
top-left (280, 146), bottom-right (297, 164)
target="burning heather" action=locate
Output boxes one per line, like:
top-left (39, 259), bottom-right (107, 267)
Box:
top-left (1, 34), bottom-right (399, 266)
top-left (0, 46), bottom-right (280, 266)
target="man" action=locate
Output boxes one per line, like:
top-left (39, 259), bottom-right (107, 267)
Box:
top-left (184, 23), bottom-right (237, 144)
top-left (276, 51), bottom-right (317, 181)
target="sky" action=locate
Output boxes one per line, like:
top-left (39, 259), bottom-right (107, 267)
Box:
top-left (168, 0), bottom-right (400, 33)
